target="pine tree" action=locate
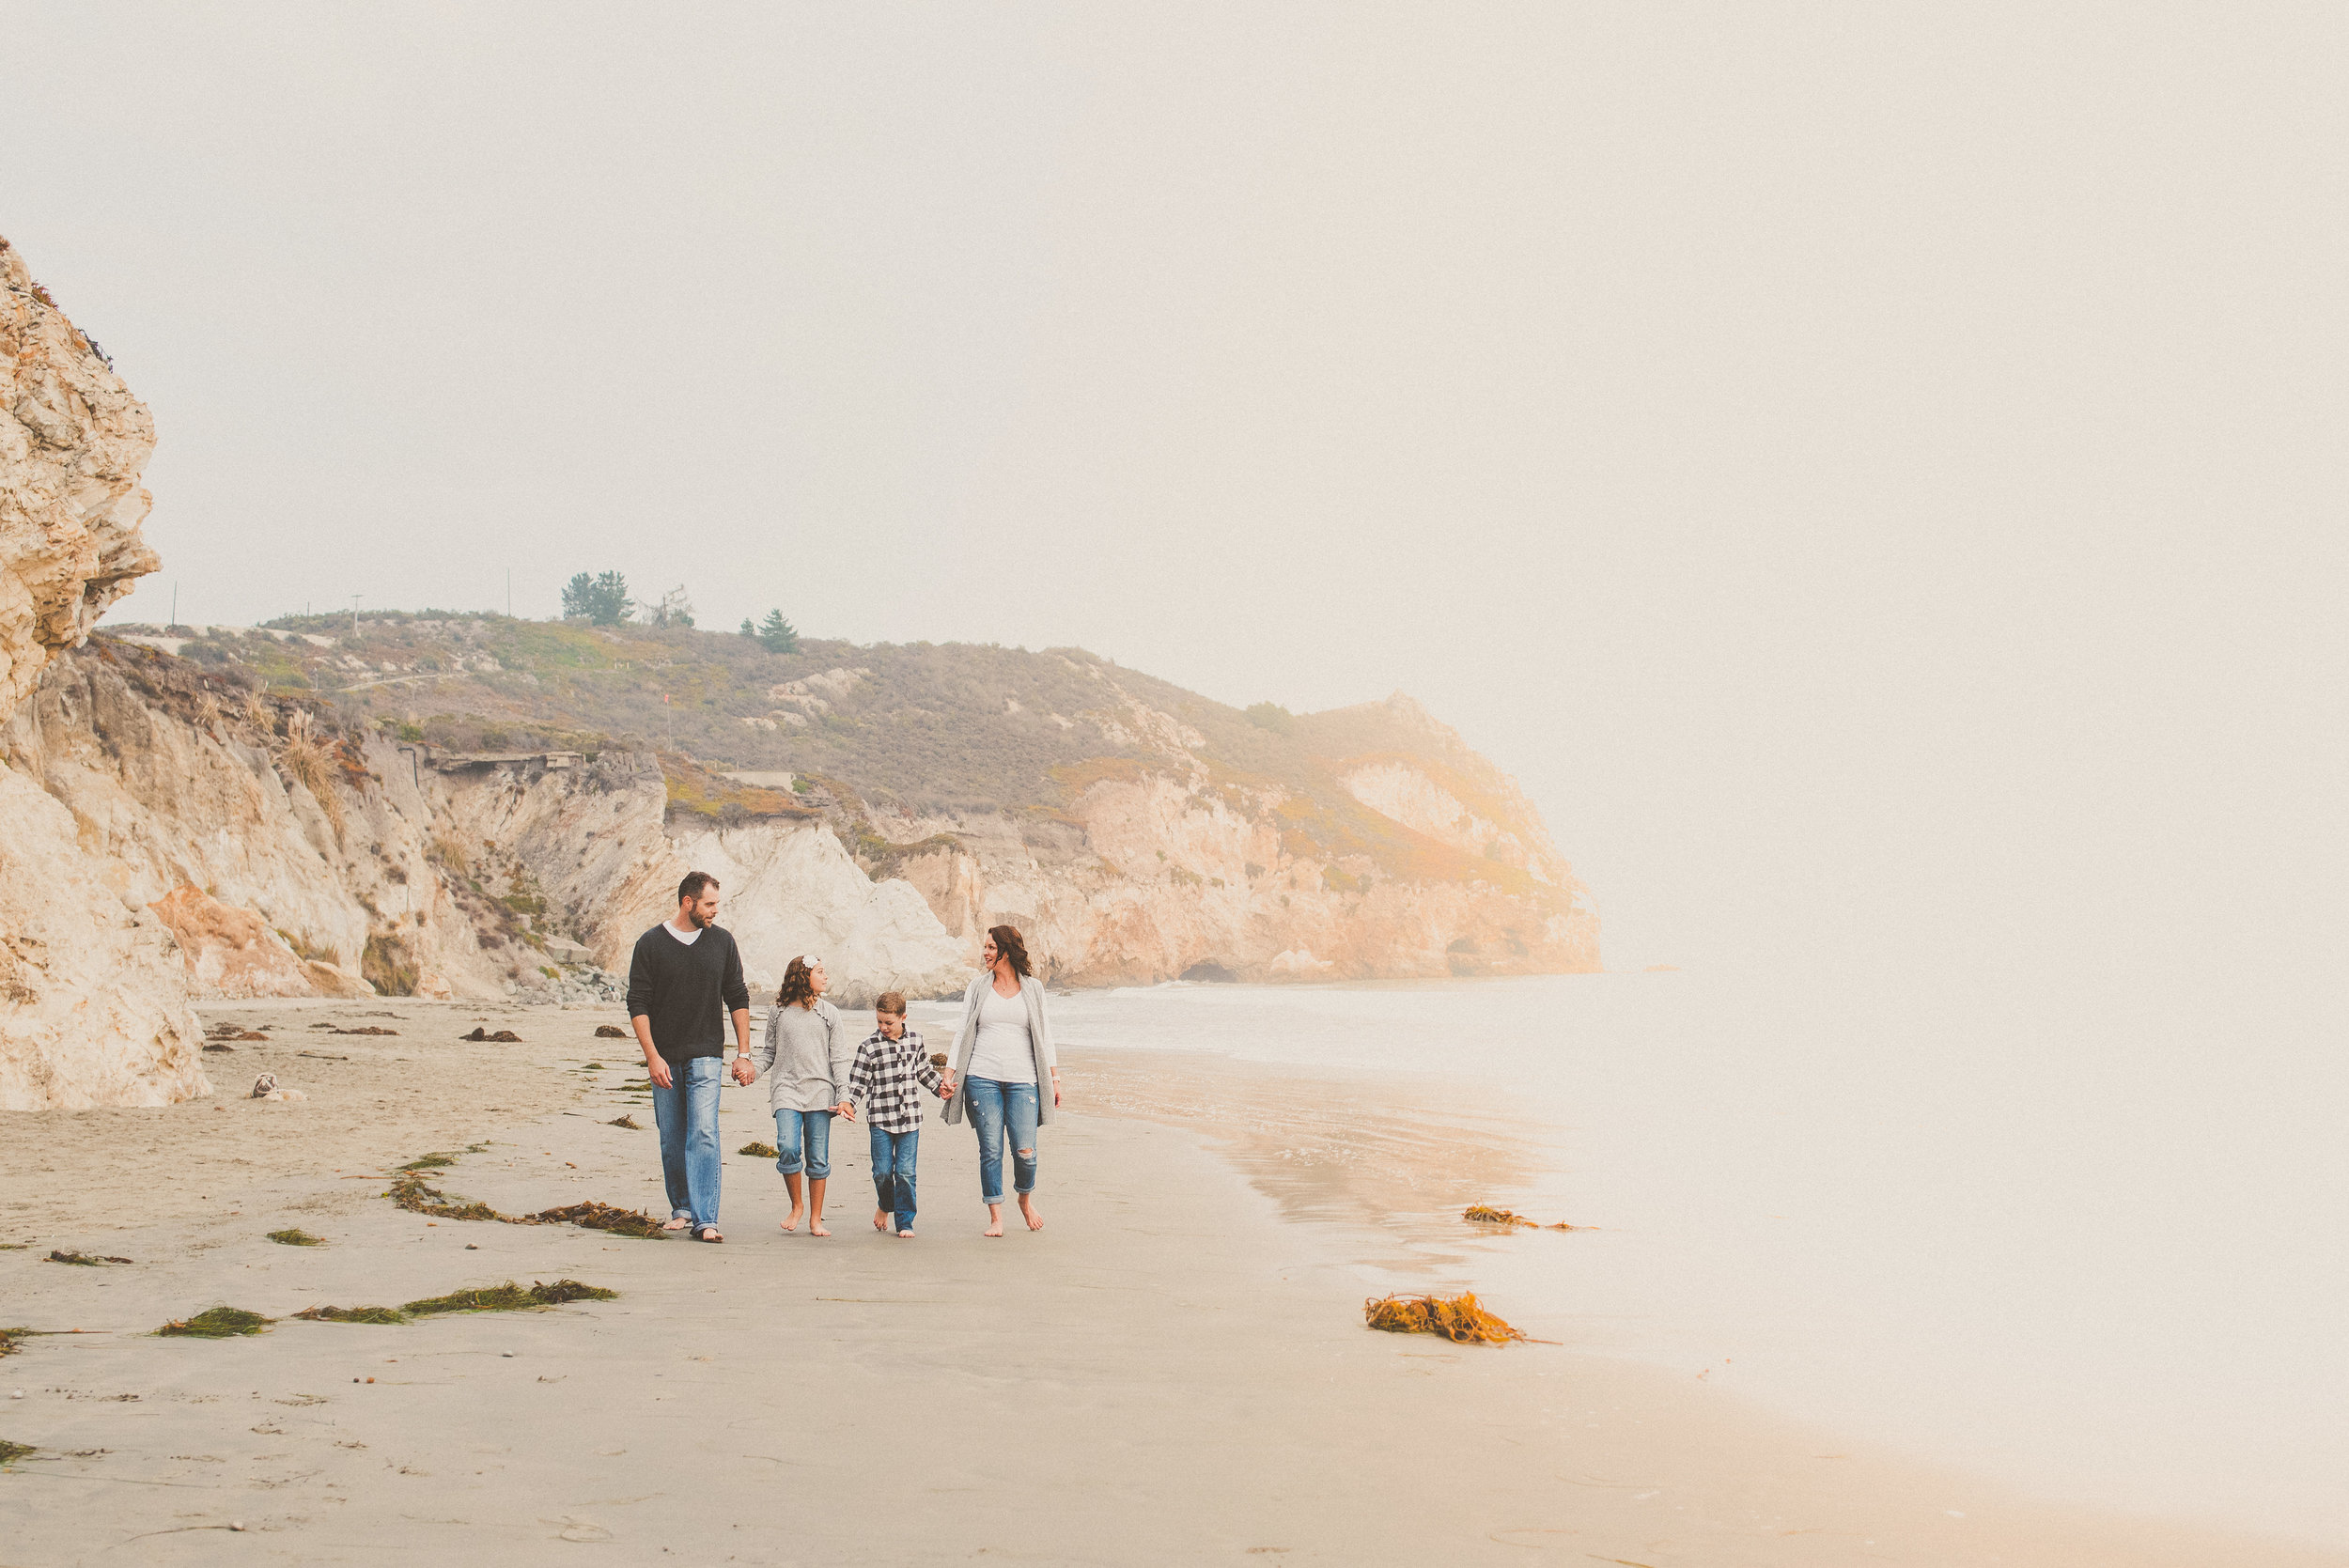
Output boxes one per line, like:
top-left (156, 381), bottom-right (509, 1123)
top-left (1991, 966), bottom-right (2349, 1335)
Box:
top-left (739, 617), bottom-right (756, 638)
top-left (561, 571), bottom-right (633, 626)
top-left (757, 609), bottom-right (799, 654)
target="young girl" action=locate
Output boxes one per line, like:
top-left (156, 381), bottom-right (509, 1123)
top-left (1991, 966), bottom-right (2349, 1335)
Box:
top-left (750, 955), bottom-right (854, 1236)
top-left (840, 991), bottom-right (947, 1238)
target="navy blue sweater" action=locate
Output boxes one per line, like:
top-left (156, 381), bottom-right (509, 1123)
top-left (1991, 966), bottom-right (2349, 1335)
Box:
top-left (624, 923), bottom-right (750, 1058)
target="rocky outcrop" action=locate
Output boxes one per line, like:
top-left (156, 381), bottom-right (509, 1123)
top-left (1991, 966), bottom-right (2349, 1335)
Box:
top-left (0, 238), bottom-right (204, 1110)
top-left (1, 237), bottom-right (158, 721)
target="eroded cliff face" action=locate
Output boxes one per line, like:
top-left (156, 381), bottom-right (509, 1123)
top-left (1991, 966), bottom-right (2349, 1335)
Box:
top-left (0, 239), bottom-right (205, 1110)
top-left (0, 238), bottom-right (158, 720)
top-left (880, 694), bottom-right (1599, 987)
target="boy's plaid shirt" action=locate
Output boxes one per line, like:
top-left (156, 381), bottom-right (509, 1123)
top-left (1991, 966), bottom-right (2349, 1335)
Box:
top-left (845, 1027), bottom-right (944, 1133)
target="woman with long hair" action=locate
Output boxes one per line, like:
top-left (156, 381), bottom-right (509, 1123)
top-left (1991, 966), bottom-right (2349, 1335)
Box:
top-left (750, 954), bottom-right (855, 1237)
top-left (940, 924), bottom-right (1061, 1236)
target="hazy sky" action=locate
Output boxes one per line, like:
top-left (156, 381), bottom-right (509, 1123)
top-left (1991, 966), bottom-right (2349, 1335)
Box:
top-left (6, 4), bottom-right (2342, 999)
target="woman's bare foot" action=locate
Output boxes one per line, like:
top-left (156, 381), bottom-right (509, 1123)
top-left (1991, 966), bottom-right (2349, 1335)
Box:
top-left (663, 1216), bottom-right (691, 1232)
top-left (809, 1216), bottom-right (830, 1237)
top-left (1018, 1193), bottom-right (1045, 1232)
top-left (873, 1208), bottom-right (889, 1233)
top-left (984, 1204), bottom-right (1004, 1237)
top-left (781, 1205), bottom-right (802, 1234)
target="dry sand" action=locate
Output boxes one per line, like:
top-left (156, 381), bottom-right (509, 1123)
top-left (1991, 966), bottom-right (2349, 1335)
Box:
top-left (1, 999), bottom-right (2337, 1566)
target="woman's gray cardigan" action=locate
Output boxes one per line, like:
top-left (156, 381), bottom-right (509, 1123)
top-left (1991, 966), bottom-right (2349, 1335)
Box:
top-left (941, 973), bottom-right (1058, 1126)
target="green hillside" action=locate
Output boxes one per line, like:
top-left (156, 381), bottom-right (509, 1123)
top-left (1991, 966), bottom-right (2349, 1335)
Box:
top-left (110, 611), bottom-right (1559, 892)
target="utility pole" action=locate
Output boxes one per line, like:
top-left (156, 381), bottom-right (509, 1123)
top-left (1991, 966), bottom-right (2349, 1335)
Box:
top-left (170, 582), bottom-right (178, 631)
top-left (506, 568), bottom-right (512, 618)
top-left (350, 594), bottom-right (361, 638)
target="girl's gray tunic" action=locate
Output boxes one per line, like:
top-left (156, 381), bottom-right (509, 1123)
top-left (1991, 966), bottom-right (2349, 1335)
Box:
top-left (754, 999), bottom-right (854, 1112)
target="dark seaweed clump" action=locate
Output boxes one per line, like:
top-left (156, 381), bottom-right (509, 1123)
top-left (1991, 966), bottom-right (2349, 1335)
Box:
top-left (738, 1141), bottom-right (779, 1159)
top-left (46, 1250), bottom-right (132, 1266)
top-left (158, 1307), bottom-right (273, 1338)
top-left (527, 1202), bottom-right (668, 1238)
top-left (607, 1114), bottom-right (641, 1129)
top-left (268, 1229), bottom-right (325, 1247)
top-left (0, 1437), bottom-right (34, 1465)
top-left (294, 1304), bottom-right (408, 1325)
top-left (403, 1280), bottom-right (616, 1316)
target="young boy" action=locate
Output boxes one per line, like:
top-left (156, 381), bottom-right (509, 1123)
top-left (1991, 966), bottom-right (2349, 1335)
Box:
top-left (839, 992), bottom-right (947, 1238)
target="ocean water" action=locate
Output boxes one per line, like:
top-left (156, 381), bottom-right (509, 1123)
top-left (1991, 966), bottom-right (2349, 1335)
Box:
top-left (923, 973), bottom-right (2348, 1546)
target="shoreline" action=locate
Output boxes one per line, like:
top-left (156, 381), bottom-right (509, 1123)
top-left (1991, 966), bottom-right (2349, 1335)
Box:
top-left (3, 998), bottom-right (2339, 1564)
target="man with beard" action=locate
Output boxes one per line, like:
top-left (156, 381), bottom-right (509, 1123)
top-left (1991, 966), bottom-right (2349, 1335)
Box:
top-left (625, 871), bottom-right (752, 1242)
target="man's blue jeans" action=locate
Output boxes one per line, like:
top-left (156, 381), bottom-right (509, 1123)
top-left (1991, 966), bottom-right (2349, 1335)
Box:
top-left (772, 1108), bottom-right (833, 1179)
top-left (649, 1054), bottom-right (723, 1231)
top-left (965, 1078), bottom-right (1038, 1204)
top-left (870, 1126), bottom-right (919, 1230)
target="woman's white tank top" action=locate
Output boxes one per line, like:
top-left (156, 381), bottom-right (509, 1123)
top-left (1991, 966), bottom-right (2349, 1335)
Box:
top-left (966, 985), bottom-right (1036, 1084)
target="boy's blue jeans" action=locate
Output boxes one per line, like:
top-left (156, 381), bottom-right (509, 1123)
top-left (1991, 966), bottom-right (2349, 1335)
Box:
top-left (649, 1054), bottom-right (723, 1231)
top-left (869, 1126), bottom-right (919, 1230)
top-left (965, 1078), bottom-right (1038, 1204)
top-left (771, 1108), bottom-right (834, 1179)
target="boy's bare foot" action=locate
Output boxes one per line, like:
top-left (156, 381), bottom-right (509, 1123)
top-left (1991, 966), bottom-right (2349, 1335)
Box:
top-left (810, 1217), bottom-right (830, 1237)
top-left (984, 1203), bottom-right (1004, 1237)
top-left (781, 1205), bottom-right (802, 1234)
top-left (663, 1216), bottom-right (691, 1231)
top-left (873, 1208), bottom-right (889, 1233)
top-left (897, 1228), bottom-right (915, 1238)
top-left (1019, 1193), bottom-right (1045, 1232)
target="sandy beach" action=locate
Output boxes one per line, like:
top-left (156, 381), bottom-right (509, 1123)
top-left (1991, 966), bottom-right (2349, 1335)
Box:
top-left (3, 998), bottom-right (2339, 1566)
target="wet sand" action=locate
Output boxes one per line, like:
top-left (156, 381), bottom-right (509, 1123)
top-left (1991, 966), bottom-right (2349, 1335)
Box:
top-left (1, 1000), bottom-right (2338, 1565)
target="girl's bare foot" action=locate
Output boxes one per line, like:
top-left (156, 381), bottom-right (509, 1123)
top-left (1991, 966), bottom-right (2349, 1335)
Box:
top-left (809, 1217), bottom-right (830, 1237)
top-left (984, 1204), bottom-right (1004, 1237)
top-left (1018, 1193), bottom-right (1045, 1232)
top-left (897, 1228), bottom-right (915, 1238)
top-left (780, 1206), bottom-right (802, 1234)
top-left (873, 1208), bottom-right (889, 1233)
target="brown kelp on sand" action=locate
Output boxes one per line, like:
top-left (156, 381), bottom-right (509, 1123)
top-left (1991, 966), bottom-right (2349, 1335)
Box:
top-left (594, 1024), bottom-right (629, 1038)
top-left (0, 1437), bottom-right (35, 1465)
top-left (526, 1202), bottom-right (668, 1238)
top-left (1463, 1204), bottom-right (1584, 1232)
top-left (738, 1141), bottom-right (780, 1159)
top-left (45, 1250), bottom-right (132, 1265)
top-left (403, 1280), bottom-right (616, 1316)
top-left (158, 1307), bottom-right (273, 1339)
top-left (1363, 1292), bottom-right (1548, 1345)
top-left (388, 1161), bottom-right (670, 1239)
top-left (607, 1114), bottom-right (642, 1129)
top-left (267, 1229), bottom-right (325, 1247)
top-left (295, 1304), bottom-right (408, 1325)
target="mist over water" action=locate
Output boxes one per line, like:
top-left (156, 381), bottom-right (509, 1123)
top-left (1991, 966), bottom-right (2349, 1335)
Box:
top-left (1019, 972), bottom-right (2349, 1546)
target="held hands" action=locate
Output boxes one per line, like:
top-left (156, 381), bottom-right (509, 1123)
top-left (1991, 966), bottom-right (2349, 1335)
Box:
top-left (938, 1075), bottom-right (957, 1099)
top-left (834, 1100), bottom-right (857, 1121)
top-left (732, 1055), bottom-right (756, 1087)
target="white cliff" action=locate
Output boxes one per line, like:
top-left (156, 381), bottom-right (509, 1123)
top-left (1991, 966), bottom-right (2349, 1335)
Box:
top-left (0, 237), bottom-right (206, 1110)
